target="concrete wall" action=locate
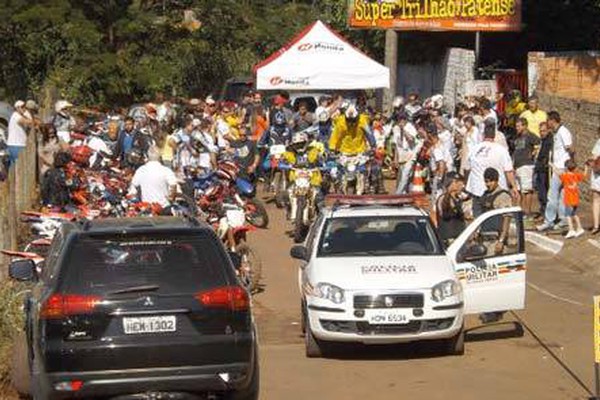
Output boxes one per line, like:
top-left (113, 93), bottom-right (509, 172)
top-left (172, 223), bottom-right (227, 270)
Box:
top-left (528, 51), bottom-right (600, 200)
top-left (396, 47), bottom-right (475, 111)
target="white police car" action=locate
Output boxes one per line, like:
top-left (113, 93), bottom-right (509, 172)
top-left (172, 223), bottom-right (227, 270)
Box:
top-left (290, 196), bottom-right (526, 357)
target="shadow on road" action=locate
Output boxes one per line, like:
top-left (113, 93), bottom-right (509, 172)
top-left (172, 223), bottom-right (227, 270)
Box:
top-left (466, 321), bottom-right (525, 343)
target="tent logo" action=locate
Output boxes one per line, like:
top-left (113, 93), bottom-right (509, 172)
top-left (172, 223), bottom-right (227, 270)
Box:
top-left (270, 76), bottom-right (283, 86)
top-left (269, 76), bottom-right (310, 87)
top-left (297, 41), bottom-right (344, 53)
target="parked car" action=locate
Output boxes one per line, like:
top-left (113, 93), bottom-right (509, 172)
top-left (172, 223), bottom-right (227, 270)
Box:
top-left (10, 216), bottom-right (259, 400)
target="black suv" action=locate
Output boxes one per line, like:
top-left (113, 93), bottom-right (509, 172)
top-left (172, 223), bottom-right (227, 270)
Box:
top-left (9, 217), bottom-right (259, 400)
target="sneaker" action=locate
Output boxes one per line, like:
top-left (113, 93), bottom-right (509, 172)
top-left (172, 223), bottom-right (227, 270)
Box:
top-left (537, 223), bottom-right (553, 232)
top-left (565, 230), bottom-right (577, 239)
top-left (575, 228), bottom-right (585, 237)
top-left (591, 228), bottom-right (600, 235)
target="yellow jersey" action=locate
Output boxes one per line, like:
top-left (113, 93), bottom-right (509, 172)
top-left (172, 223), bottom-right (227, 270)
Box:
top-left (329, 114), bottom-right (371, 155)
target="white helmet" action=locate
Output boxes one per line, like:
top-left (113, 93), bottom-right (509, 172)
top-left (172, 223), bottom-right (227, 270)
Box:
top-left (316, 107), bottom-right (330, 123)
top-left (430, 94), bottom-right (444, 110)
top-left (55, 100), bottom-right (73, 113)
top-left (344, 105), bottom-right (359, 122)
top-left (392, 96), bottom-right (404, 108)
top-left (292, 131), bottom-right (308, 145)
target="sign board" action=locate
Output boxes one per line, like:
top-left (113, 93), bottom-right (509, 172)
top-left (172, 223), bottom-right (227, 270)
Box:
top-left (348, 0), bottom-right (522, 32)
top-left (465, 80), bottom-right (497, 99)
top-left (595, 296), bottom-right (600, 363)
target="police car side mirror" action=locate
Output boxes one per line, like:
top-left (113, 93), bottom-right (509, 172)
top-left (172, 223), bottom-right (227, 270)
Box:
top-left (290, 245), bottom-right (308, 261)
top-left (462, 244), bottom-right (488, 262)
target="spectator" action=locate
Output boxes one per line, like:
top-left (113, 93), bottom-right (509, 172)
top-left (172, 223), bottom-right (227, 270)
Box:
top-left (429, 127), bottom-right (454, 202)
top-left (251, 105), bottom-right (268, 142)
top-left (404, 93), bottom-right (422, 122)
top-left (466, 122), bottom-right (518, 217)
top-left (588, 136), bottom-right (600, 235)
top-left (38, 124), bottom-right (64, 179)
top-left (40, 151), bottom-right (72, 208)
top-left (537, 111), bottom-right (574, 231)
top-left (559, 160), bottom-right (585, 238)
top-left (459, 115), bottom-right (480, 177)
top-left (534, 122), bottom-right (553, 218)
top-left (292, 101), bottom-right (315, 132)
top-left (52, 100), bottom-right (76, 143)
top-left (191, 118), bottom-right (218, 172)
top-left (115, 116), bottom-right (140, 164)
top-left (512, 118), bottom-right (540, 217)
top-left (169, 118), bottom-right (197, 173)
top-left (478, 98), bottom-right (498, 133)
top-left (229, 124), bottom-right (260, 181)
top-left (520, 95), bottom-right (547, 137)
top-left (436, 173), bottom-right (467, 246)
top-left (6, 100), bottom-right (36, 165)
top-left (129, 146), bottom-right (178, 207)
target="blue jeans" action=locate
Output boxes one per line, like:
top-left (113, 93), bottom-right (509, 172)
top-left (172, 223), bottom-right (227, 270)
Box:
top-left (544, 170), bottom-right (566, 226)
top-left (7, 146), bottom-right (25, 166)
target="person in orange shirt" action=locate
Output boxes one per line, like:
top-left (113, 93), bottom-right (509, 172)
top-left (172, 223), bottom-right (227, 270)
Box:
top-left (251, 105), bottom-right (268, 142)
top-left (560, 159), bottom-right (586, 238)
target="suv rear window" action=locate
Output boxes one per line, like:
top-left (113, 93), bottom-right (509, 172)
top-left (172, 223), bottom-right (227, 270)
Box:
top-left (60, 231), bottom-right (230, 295)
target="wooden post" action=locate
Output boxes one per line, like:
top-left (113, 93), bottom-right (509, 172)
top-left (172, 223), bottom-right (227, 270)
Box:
top-left (384, 29), bottom-right (398, 114)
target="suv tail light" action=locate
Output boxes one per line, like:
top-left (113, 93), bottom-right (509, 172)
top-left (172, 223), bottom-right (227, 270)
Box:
top-left (195, 286), bottom-right (249, 311)
top-left (41, 294), bottom-right (102, 319)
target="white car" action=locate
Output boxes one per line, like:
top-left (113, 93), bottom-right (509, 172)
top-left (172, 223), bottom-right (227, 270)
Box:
top-left (290, 197), bottom-right (526, 357)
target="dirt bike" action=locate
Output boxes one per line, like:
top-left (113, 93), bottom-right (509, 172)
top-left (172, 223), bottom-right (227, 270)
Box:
top-left (208, 202), bottom-right (263, 293)
top-left (264, 144), bottom-right (290, 208)
top-left (288, 167), bottom-right (322, 243)
top-left (338, 154), bottom-right (369, 195)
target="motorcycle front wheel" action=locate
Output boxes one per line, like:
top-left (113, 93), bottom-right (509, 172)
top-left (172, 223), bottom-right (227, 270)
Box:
top-left (244, 199), bottom-right (269, 229)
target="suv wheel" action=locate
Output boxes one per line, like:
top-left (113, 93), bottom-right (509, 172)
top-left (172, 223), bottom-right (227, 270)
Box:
top-left (444, 325), bottom-right (465, 356)
top-left (305, 313), bottom-right (326, 358)
top-left (11, 330), bottom-right (31, 396)
top-left (225, 348), bottom-right (259, 400)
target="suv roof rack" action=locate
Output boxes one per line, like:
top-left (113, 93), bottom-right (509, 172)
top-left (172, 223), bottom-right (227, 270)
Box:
top-left (325, 194), bottom-right (429, 210)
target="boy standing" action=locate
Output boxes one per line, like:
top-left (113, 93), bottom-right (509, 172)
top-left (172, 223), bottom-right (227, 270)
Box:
top-left (560, 160), bottom-right (586, 238)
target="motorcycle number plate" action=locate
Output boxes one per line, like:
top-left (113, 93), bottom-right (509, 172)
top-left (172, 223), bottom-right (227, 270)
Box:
top-left (270, 145), bottom-right (287, 156)
top-left (226, 210), bottom-right (246, 228)
top-left (296, 177), bottom-right (310, 188)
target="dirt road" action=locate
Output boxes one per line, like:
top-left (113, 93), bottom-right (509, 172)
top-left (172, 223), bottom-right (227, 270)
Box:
top-left (249, 200), bottom-right (599, 400)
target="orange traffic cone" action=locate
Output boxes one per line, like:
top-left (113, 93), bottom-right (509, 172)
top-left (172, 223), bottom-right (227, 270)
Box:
top-left (410, 164), bottom-right (425, 193)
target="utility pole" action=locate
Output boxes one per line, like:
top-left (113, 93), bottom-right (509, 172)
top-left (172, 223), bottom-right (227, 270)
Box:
top-left (383, 29), bottom-right (398, 113)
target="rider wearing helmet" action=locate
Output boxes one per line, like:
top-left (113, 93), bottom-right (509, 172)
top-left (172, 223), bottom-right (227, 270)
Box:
top-left (259, 109), bottom-right (292, 147)
top-left (329, 104), bottom-right (376, 155)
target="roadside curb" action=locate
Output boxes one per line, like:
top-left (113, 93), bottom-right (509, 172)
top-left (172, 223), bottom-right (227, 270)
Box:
top-left (525, 231), bottom-right (564, 255)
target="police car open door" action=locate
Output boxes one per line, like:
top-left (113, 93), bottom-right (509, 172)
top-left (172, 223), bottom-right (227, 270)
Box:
top-left (446, 207), bottom-right (526, 314)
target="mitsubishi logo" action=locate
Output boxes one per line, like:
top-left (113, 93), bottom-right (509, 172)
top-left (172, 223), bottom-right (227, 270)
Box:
top-left (142, 297), bottom-right (154, 307)
top-left (384, 296), bottom-right (394, 308)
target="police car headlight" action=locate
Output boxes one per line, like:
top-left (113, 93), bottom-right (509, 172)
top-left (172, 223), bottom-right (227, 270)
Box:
top-left (431, 280), bottom-right (461, 302)
top-left (315, 283), bottom-right (345, 304)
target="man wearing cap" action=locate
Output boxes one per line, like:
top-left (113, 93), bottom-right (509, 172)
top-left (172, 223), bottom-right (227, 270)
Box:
top-left (7, 100), bottom-right (36, 165)
top-left (53, 100), bottom-right (76, 143)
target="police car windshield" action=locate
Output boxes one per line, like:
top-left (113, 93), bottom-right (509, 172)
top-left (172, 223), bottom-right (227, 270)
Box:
top-left (317, 216), bottom-right (443, 257)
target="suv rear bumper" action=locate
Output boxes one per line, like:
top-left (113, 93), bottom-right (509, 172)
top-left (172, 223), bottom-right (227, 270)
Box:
top-left (40, 363), bottom-right (255, 399)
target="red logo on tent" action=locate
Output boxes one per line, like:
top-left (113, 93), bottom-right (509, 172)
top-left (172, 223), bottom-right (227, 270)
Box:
top-left (270, 76), bottom-right (283, 86)
top-left (298, 43), bottom-right (313, 52)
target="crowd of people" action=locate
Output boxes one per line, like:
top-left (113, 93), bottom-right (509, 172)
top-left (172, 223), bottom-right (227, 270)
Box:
top-left (1, 89), bottom-right (599, 243)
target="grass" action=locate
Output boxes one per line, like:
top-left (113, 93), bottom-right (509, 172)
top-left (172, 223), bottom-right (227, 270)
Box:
top-left (0, 280), bottom-right (29, 398)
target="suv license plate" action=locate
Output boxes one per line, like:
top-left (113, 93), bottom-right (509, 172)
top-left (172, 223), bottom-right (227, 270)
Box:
top-left (123, 316), bottom-right (177, 334)
top-left (367, 310), bottom-right (410, 325)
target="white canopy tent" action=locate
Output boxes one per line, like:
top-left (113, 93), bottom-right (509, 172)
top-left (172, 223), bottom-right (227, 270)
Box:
top-left (254, 20), bottom-right (389, 90)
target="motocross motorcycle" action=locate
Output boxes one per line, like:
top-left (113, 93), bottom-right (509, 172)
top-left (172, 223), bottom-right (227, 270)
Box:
top-left (338, 153), bottom-right (369, 195)
top-left (288, 166), bottom-right (322, 243)
top-left (263, 144), bottom-right (290, 208)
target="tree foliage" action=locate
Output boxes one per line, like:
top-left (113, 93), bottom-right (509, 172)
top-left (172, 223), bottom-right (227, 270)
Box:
top-left (0, 0), bottom-right (383, 106)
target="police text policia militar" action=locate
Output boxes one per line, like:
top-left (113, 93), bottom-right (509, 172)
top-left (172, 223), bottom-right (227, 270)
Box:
top-left (352, 0), bottom-right (518, 23)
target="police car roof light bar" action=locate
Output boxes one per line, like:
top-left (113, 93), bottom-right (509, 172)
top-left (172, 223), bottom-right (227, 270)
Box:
top-left (325, 194), bottom-right (426, 208)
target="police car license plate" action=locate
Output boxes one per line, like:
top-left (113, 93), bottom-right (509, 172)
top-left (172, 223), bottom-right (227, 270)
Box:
top-left (367, 310), bottom-right (410, 325)
top-left (123, 316), bottom-right (177, 334)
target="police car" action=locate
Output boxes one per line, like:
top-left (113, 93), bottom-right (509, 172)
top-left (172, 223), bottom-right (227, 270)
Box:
top-left (290, 195), bottom-right (526, 358)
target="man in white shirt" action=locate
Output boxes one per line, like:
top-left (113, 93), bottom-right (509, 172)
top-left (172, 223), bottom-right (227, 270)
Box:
top-left (7, 100), bottom-right (36, 165)
top-left (393, 112), bottom-right (420, 194)
top-left (466, 123), bottom-right (518, 217)
top-left (537, 111), bottom-right (573, 231)
top-left (129, 146), bottom-right (178, 207)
